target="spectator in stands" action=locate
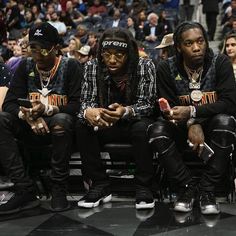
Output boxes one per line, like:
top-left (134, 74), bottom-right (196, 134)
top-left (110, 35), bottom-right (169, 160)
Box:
top-left (64, 37), bottom-right (82, 58)
top-left (76, 27), bottom-right (157, 210)
top-left (126, 16), bottom-right (142, 41)
top-left (148, 22), bottom-right (236, 215)
top-left (222, 16), bottom-right (236, 36)
top-left (48, 11), bottom-right (67, 36)
top-left (5, 0), bottom-right (22, 39)
top-left (31, 4), bottom-right (45, 21)
top-left (6, 34), bottom-right (29, 74)
top-left (75, 45), bottom-right (91, 65)
top-left (0, 22), bottom-right (82, 214)
top-left (202, 0), bottom-right (219, 41)
top-left (1, 38), bottom-right (17, 62)
top-left (222, 33), bottom-right (236, 79)
top-left (143, 12), bottom-right (164, 43)
top-left (116, 0), bottom-right (130, 16)
top-left (105, 9), bottom-right (126, 29)
top-left (155, 33), bottom-right (174, 60)
top-left (87, 31), bottom-right (99, 59)
top-left (158, 10), bottom-right (173, 35)
top-left (87, 0), bottom-right (107, 24)
top-left (75, 24), bottom-right (88, 44)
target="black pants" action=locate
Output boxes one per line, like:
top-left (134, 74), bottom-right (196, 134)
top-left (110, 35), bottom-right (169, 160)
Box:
top-left (148, 114), bottom-right (236, 192)
top-left (76, 118), bottom-right (155, 188)
top-left (0, 112), bottom-right (74, 189)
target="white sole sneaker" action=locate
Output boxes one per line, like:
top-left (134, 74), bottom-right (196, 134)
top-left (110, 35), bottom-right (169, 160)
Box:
top-left (77, 194), bottom-right (112, 208)
top-left (135, 201), bottom-right (155, 210)
top-left (174, 199), bottom-right (194, 213)
top-left (200, 204), bottom-right (220, 215)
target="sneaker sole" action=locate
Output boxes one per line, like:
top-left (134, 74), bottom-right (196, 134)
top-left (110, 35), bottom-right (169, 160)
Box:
top-left (174, 199), bottom-right (194, 213)
top-left (77, 194), bottom-right (112, 208)
top-left (0, 199), bottom-right (40, 215)
top-left (135, 201), bottom-right (155, 210)
top-left (201, 205), bottom-right (220, 215)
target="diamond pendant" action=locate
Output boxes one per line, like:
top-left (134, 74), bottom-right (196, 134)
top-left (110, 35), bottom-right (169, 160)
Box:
top-left (38, 87), bottom-right (51, 97)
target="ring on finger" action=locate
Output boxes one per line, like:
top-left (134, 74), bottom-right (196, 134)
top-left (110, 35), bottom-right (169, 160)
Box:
top-left (38, 123), bottom-right (44, 129)
top-left (169, 110), bottom-right (173, 116)
top-left (31, 125), bottom-right (36, 130)
top-left (199, 144), bottom-right (204, 147)
top-left (96, 115), bottom-right (100, 121)
top-left (29, 108), bottom-right (32, 115)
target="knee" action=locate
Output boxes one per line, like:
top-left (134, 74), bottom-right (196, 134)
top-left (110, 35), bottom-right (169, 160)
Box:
top-left (209, 114), bottom-right (236, 148)
top-left (147, 119), bottom-right (174, 154)
top-left (50, 113), bottom-right (74, 133)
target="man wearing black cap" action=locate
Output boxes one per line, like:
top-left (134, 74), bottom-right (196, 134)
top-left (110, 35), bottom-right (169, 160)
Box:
top-left (0, 22), bottom-right (82, 214)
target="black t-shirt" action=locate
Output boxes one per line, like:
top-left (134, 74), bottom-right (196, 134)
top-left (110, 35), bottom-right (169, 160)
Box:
top-left (0, 62), bottom-right (12, 87)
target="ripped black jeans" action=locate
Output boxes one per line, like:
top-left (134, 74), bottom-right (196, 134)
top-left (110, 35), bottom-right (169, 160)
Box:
top-left (0, 112), bottom-right (74, 189)
top-left (147, 114), bottom-right (236, 192)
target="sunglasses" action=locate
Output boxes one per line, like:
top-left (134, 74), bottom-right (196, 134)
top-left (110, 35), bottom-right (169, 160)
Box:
top-left (102, 51), bottom-right (127, 62)
top-left (30, 46), bottom-right (54, 56)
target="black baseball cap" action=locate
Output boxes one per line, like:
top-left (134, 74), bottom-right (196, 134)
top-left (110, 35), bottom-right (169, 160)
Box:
top-left (29, 22), bottom-right (60, 48)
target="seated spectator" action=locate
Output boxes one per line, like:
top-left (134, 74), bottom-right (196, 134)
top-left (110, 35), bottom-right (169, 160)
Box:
top-left (155, 33), bottom-right (174, 60)
top-left (64, 37), bottom-right (82, 58)
top-left (0, 22), bottom-right (82, 214)
top-left (75, 45), bottom-right (91, 65)
top-left (143, 12), bottom-right (165, 44)
top-left (48, 11), bottom-right (67, 36)
top-left (6, 35), bottom-right (29, 74)
top-left (222, 33), bottom-right (236, 79)
top-left (105, 9), bottom-right (126, 29)
top-left (76, 27), bottom-right (157, 210)
top-left (126, 16), bottom-right (142, 41)
top-left (86, 0), bottom-right (107, 24)
top-left (75, 24), bottom-right (88, 45)
top-left (31, 4), bottom-right (45, 21)
top-left (148, 22), bottom-right (236, 215)
top-left (1, 38), bottom-right (17, 62)
top-left (87, 31), bottom-right (99, 59)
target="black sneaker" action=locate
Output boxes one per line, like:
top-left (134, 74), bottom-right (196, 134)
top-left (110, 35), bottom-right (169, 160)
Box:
top-left (174, 185), bottom-right (196, 212)
top-left (77, 183), bottom-right (112, 208)
top-left (135, 186), bottom-right (155, 210)
top-left (51, 184), bottom-right (70, 212)
top-left (0, 189), bottom-right (40, 215)
top-left (200, 191), bottom-right (220, 215)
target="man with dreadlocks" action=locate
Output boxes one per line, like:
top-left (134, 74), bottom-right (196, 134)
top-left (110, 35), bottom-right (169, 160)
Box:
top-left (76, 27), bottom-right (157, 210)
top-left (148, 22), bottom-right (236, 215)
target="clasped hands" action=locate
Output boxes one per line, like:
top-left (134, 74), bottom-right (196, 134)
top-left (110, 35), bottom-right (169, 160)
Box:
top-left (20, 100), bottom-right (49, 135)
top-left (85, 103), bottom-right (126, 130)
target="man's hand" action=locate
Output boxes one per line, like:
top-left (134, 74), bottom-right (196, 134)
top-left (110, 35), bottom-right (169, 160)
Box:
top-left (84, 107), bottom-right (112, 129)
top-left (101, 103), bottom-right (126, 124)
top-left (20, 100), bottom-right (45, 121)
top-left (25, 116), bottom-right (49, 135)
top-left (188, 124), bottom-right (205, 156)
top-left (167, 106), bottom-right (191, 122)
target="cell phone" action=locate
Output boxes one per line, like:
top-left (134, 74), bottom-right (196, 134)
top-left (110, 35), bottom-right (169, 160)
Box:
top-left (17, 98), bottom-right (32, 108)
top-left (158, 98), bottom-right (171, 111)
top-left (199, 142), bottom-right (214, 163)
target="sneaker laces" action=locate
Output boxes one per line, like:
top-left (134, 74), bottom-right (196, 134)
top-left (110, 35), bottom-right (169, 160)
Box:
top-left (200, 192), bottom-right (216, 205)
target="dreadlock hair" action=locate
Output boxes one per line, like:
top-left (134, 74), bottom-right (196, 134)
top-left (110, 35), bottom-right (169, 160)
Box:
top-left (173, 21), bottom-right (212, 66)
top-left (96, 27), bottom-right (139, 107)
